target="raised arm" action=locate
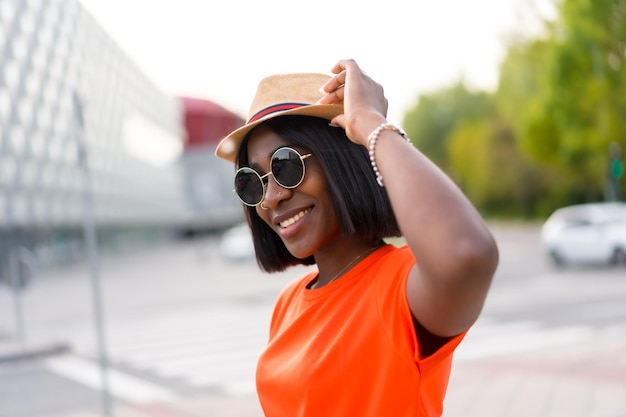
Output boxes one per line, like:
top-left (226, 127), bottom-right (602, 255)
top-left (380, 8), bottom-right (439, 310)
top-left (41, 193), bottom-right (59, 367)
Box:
top-left (318, 59), bottom-right (499, 337)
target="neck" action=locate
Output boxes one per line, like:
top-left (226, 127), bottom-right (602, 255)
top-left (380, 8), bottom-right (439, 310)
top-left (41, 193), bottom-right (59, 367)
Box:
top-left (312, 241), bottom-right (385, 289)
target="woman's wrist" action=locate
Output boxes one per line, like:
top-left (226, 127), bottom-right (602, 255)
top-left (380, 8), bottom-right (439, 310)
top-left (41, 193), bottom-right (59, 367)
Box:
top-left (367, 122), bottom-right (412, 187)
top-left (352, 112), bottom-right (387, 147)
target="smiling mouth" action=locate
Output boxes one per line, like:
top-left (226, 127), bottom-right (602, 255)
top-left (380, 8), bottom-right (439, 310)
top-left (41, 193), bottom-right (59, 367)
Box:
top-left (279, 207), bottom-right (312, 229)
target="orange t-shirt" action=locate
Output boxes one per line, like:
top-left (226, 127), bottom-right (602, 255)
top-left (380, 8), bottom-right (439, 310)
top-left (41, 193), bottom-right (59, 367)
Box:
top-left (256, 244), bottom-right (466, 417)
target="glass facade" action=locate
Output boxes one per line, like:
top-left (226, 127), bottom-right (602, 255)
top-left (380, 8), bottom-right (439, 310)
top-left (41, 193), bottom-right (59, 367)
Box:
top-left (0, 0), bottom-right (192, 267)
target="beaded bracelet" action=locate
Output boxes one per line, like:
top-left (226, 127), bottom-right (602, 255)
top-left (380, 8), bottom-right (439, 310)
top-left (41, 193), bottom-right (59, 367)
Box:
top-left (367, 122), bottom-right (411, 187)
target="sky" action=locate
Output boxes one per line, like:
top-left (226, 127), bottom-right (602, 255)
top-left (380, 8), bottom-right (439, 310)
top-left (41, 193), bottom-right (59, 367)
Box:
top-left (77, 0), bottom-right (556, 125)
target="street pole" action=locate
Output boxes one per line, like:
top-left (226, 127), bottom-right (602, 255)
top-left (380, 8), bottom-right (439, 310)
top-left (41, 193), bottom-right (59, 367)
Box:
top-left (7, 246), bottom-right (38, 348)
top-left (7, 249), bottom-right (25, 348)
top-left (72, 92), bottom-right (113, 417)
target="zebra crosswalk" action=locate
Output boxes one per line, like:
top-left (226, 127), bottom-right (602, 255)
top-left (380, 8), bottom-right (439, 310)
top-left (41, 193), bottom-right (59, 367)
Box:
top-left (455, 317), bottom-right (595, 361)
top-left (44, 303), bottom-right (611, 403)
top-left (46, 303), bottom-right (273, 397)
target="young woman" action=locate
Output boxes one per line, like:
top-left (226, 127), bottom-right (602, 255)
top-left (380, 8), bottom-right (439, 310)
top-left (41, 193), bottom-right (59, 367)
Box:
top-left (215, 59), bottom-right (499, 417)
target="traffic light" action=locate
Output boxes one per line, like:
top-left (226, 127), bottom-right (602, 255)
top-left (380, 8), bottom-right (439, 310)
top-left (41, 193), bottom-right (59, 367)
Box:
top-left (606, 142), bottom-right (624, 201)
top-left (610, 142), bottom-right (623, 180)
top-left (612, 158), bottom-right (624, 180)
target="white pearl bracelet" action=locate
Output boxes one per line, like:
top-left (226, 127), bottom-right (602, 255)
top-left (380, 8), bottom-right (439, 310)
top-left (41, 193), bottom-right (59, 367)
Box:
top-left (367, 122), bottom-right (411, 187)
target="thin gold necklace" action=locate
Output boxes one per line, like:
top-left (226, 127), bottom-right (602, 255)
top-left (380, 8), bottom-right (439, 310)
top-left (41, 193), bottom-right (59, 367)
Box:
top-left (313, 243), bottom-right (384, 289)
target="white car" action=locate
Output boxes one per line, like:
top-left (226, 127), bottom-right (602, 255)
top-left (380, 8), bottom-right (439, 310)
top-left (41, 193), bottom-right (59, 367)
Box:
top-left (219, 223), bottom-right (256, 261)
top-left (541, 202), bottom-right (626, 266)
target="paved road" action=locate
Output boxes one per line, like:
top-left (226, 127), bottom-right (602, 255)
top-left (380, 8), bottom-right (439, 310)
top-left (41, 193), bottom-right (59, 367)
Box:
top-left (0, 223), bottom-right (625, 417)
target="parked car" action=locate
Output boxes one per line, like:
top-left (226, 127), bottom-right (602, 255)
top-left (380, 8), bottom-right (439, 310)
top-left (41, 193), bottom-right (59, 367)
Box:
top-left (541, 202), bottom-right (626, 266)
top-left (219, 223), bottom-right (256, 261)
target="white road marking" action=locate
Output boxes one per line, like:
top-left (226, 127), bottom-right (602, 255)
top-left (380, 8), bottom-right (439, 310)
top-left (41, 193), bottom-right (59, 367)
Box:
top-left (456, 319), bottom-right (594, 361)
top-left (44, 355), bottom-right (178, 404)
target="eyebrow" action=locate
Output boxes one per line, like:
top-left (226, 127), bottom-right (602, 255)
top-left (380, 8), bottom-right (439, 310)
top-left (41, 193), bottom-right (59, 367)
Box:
top-left (247, 146), bottom-right (285, 171)
top-left (246, 159), bottom-right (264, 173)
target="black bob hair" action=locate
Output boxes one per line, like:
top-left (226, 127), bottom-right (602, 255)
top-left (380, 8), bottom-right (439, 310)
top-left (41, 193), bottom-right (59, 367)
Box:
top-left (236, 115), bottom-right (402, 272)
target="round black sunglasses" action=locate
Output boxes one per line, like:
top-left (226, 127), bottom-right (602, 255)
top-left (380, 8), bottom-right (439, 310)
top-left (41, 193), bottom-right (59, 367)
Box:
top-left (234, 147), bottom-right (312, 207)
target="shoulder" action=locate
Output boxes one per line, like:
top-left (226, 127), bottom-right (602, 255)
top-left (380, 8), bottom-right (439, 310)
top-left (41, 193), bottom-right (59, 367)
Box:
top-left (360, 244), bottom-right (416, 315)
top-left (380, 243), bottom-right (414, 261)
top-left (369, 245), bottom-right (417, 328)
top-left (372, 244), bottom-right (415, 278)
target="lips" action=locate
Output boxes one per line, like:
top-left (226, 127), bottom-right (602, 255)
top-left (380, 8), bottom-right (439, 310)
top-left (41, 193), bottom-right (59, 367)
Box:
top-left (278, 207), bottom-right (312, 229)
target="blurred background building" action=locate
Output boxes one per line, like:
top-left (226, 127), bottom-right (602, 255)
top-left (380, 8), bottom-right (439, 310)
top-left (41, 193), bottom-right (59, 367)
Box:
top-left (179, 97), bottom-right (244, 236)
top-left (0, 0), bottom-right (244, 274)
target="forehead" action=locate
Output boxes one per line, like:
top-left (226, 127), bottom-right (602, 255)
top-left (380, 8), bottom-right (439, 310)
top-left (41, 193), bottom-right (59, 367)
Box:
top-left (245, 126), bottom-right (291, 164)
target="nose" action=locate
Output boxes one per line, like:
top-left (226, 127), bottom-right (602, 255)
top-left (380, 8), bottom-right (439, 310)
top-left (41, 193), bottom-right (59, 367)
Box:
top-left (261, 174), bottom-right (291, 209)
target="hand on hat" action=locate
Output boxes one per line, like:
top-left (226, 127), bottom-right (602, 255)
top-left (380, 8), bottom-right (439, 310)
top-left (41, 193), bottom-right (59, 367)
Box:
top-left (317, 59), bottom-right (389, 147)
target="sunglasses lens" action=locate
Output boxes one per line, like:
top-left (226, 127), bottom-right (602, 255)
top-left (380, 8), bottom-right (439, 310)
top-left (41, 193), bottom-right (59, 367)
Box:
top-left (272, 148), bottom-right (305, 188)
top-left (235, 168), bottom-right (264, 205)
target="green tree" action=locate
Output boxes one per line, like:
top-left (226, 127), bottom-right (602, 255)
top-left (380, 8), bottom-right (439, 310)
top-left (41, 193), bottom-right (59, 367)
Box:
top-left (401, 0), bottom-right (626, 218)
top-left (402, 82), bottom-right (494, 170)
top-left (495, 37), bottom-right (574, 214)
top-left (499, 0), bottom-right (626, 206)
top-left (403, 81), bottom-right (539, 217)
top-left (448, 118), bottom-right (541, 218)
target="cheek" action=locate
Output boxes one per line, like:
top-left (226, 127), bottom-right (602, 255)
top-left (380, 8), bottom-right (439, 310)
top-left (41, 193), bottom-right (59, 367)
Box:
top-left (302, 162), bottom-right (331, 195)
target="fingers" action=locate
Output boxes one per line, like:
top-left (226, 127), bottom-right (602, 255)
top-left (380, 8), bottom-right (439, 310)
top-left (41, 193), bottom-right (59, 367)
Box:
top-left (319, 58), bottom-right (359, 95)
top-left (317, 82), bottom-right (344, 105)
top-left (329, 114), bottom-right (346, 129)
top-left (321, 71), bottom-right (345, 91)
top-left (329, 58), bottom-right (360, 77)
top-left (317, 59), bottom-right (358, 105)
top-left (319, 59), bottom-right (386, 144)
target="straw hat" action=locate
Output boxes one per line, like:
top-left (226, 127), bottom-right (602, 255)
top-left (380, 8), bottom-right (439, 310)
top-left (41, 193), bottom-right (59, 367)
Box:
top-left (215, 73), bottom-right (343, 163)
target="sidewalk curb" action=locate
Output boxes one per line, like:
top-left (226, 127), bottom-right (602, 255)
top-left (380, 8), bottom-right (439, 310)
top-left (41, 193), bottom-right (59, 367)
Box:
top-left (0, 341), bottom-right (71, 363)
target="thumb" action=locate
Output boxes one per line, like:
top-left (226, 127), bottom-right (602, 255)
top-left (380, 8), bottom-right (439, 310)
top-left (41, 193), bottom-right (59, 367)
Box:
top-left (329, 114), bottom-right (346, 130)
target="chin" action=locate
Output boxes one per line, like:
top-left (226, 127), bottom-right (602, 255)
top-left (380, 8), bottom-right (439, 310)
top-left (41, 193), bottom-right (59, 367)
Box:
top-left (283, 242), bottom-right (315, 261)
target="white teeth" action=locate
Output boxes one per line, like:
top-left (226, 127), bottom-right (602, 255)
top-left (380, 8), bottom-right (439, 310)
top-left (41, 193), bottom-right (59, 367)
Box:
top-left (279, 208), bottom-right (311, 228)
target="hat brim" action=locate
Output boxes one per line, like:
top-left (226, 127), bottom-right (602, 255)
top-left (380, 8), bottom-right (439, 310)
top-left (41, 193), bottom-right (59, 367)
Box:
top-left (215, 103), bottom-right (343, 163)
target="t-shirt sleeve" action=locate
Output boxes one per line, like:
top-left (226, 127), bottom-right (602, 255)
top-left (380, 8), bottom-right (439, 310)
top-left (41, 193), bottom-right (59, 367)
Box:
top-left (374, 245), bottom-right (467, 364)
top-left (373, 245), bottom-right (468, 415)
